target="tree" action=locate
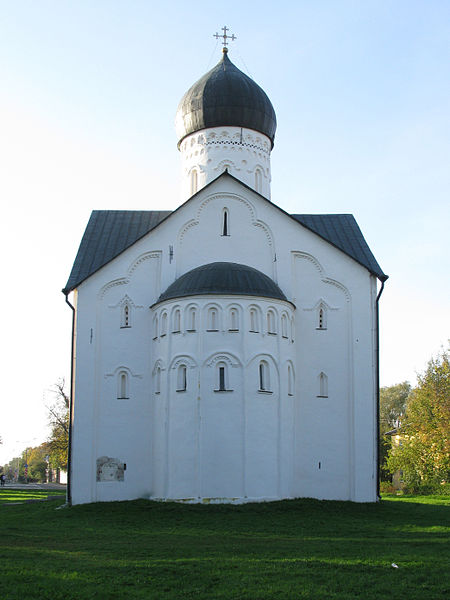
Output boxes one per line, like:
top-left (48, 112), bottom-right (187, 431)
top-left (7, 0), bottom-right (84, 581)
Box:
top-left (46, 379), bottom-right (69, 472)
top-left (387, 347), bottom-right (450, 491)
top-left (27, 443), bottom-right (50, 482)
top-left (380, 382), bottom-right (411, 430)
top-left (379, 382), bottom-right (411, 481)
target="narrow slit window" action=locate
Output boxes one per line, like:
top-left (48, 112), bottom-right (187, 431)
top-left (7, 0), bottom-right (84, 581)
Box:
top-left (259, 361), bottom-right (270, 392)
top-left (222, 209), bottom-right (229, 236)
top-left (177, 365), bottom-right (187, 392)
top-left (219, 365), bottom-right (226, 391)
top-left (188, 307), bottom-right (196, 331)
top-left (208, 308), bottom-right (218, 331)
top-left (288, 365), bottom-right (294, 396)
top-left (190, 169), bottom-right (198, 196)
top-left (161, 313), bottom-right (167, 336)
top-left (318, 372), bottom-right (328, 398)
top-left (250, 309), bottom-right (258, 332)
top-left (255, 168), bottom-right (262, 193)
top-left (173, 309), bottom-right (181, 333)
top-left (118, 372), bottom-right (129, 399)
top-left (317, 305), bottom-right (327, 330)
top-left (281, 314), bottom-right (288, 338)
top-left (155, 366), bottom-right (161, 394)
top-left (229, 308), bottom-right (238, 331)
top-left (123, 304), bottom-right (130, 327)
top-left (267, 310), bottom-right (276, 334)
top-left (153, 315), bottom-right (158, 339)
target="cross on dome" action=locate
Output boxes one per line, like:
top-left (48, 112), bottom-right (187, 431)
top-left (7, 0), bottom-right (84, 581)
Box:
top-left (214, 26), bottom-right (236, 52)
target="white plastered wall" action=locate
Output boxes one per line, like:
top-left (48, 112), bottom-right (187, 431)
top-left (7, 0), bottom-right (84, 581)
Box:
top-left (70, 174), bottom-right (378, 504)
top-left (179, 127), bottom-right (272, 201)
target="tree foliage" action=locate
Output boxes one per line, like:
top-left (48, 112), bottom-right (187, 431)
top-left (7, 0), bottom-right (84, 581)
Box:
top-left (2, 444), bottom-right (50, 483)
top-left (380, 382), bottom-right (411, 431)
top-left (46, 379), bottom-right (69, 471)
top-left (379, 381), bottom-right (411, 481)
top-left (26, 443), bottom-right (50, 482)
top-left (387, 347), bottom-right (450, 491)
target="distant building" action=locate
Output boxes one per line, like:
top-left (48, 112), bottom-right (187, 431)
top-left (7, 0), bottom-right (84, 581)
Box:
top-left (385, 427), bottom-right (405, 490)
top-left (64, 46), bottom-right (387, 505)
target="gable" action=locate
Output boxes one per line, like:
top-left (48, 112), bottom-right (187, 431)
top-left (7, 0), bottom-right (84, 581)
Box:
top-left (63, 174), bottom-right (387, 294)
top-left (63, 210), bottom-right (171, 294)
top-left (290, 214), bottom-right (387, 282)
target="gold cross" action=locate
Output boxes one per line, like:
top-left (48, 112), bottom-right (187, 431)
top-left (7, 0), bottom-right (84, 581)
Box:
top-left (214, 26), bottom-right (236, 51)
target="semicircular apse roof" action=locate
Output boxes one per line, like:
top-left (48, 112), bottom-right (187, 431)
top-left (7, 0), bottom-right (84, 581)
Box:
top-left (156, 262), bottom-right (287, 304)
top-left (175, 51), bottom-right (277, 148)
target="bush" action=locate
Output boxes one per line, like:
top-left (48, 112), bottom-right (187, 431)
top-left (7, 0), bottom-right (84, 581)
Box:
top-left (379, 481), bottom-right (396, 494)
top-left (402, 482), bottom-right (450, 496)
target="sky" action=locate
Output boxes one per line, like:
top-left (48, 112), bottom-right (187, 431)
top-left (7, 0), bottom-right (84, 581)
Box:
top-left (0, 0), bottom-right (449, 464)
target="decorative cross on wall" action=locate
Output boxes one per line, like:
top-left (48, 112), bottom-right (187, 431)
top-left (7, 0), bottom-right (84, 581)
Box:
top-left (214, 26), bottom-right (236, 51)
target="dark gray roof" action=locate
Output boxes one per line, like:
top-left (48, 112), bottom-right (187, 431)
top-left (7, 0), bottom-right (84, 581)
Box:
top-left (290, 214), bottom-right (387, 281)
top-left (175, 51), bottom-right (277, 148)
top-left (63, 189), bottom-right (387, 293)
top-left (156, 262), bottom-right (288, 304)
top-left (63, 210), bottom-right (171, 293)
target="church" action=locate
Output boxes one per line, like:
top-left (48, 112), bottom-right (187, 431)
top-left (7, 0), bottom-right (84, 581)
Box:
top-left (64, 37), bottom-right (387, 505)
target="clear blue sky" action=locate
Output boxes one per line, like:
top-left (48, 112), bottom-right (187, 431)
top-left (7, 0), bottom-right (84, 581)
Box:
top-left (1, 0), bottom-right (449, 463)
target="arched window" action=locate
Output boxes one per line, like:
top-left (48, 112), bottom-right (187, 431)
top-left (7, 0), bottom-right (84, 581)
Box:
top-left (187, 307), bottom-right (196, 331)
top-left (288, 365), bottom-right (294, 396)
top-left (318, 372), bottom-right (328, 398)
top-left (267, 310), bottom-right (276, 334)
top-left (177, 365), bottom-right (187, 392)
top-left (222, 208), bottom-right (230, 236)
top-left (208, 307), bottom-right (218, 331)
top-left (161, 312), bottom-right (167, 336)
top-left (155, 366), bottom-right (161, 394)
top-left (153, 314), bottom-right (158, 339)
top-left (249, 308), bottom-right (259, 333)
top-left (281, 314), bottom-right (288, 338)
top-left (215, 362), bottom-right (228, 392)
top-left (229, 308), bottom-right (239, 331)
top-left (259, 361), bottom-right (270, 392)
top-left (118, 371), bottom-right (129, 399)
top-left (317, 305), bottom-right (327, 330)
top-left (121, 304), bottom-right (130, 328)
top-left (255, 168), bottom-right (262, 193)
top-left (190, 169), bottom-right (198, 196)
top-left (172, 309), bottom-right (181, 333)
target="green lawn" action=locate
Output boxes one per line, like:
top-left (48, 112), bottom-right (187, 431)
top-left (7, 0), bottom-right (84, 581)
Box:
top-left (0, 488), bottom-right (65, 505)
top-left (0, 490), bottom-right (448, 599)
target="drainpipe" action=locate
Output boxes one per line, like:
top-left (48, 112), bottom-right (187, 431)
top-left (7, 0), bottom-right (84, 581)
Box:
top-left (375, 279), bottom-right (385, 501)
top-left (64, 292), bottom-right (75, 506)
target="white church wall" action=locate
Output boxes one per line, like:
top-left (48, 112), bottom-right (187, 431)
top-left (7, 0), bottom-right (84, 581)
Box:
top-left (166, 355), bottom-right (199, 499)
top-left (200, 364), bottom-right (245, 498)
top-left (70, 289), bottom-right (97, 505)
top-left (290, 251), bottom-right (352, 500)
top-left (175, 185), bottom-right (276, 282)
top-left (148, 295), bottom-right (294, 501)
top-left (71, 253), bottom-right (159, 504)
top-left (351, 273), bottom-right (379, 502)
top-left (244, 353), bottom-right (279, 499)
top-left (179, 127), bottom-right (272, 201)
top-left (70, 175), bottom-right (379, 504)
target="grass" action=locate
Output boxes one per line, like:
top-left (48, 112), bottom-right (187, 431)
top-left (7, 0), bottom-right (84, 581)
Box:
top-left (0, 488), bottom-right (65, 505)
top-left (0, 490), bottom-right (448, 599)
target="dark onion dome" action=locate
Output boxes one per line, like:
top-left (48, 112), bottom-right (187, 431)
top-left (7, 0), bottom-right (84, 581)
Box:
top-left (156, 262), bottom-right (287, 304)
top-left (175, 50), bottom-right (277, 148)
